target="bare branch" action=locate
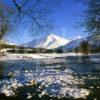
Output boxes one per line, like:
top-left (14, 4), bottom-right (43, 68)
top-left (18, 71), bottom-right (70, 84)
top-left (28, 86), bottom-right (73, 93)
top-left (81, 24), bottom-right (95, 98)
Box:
top-left (0, 0), bottom-right (61, 39)
top-left (21, 11), bottom-right (45, 30)
top-left (21, 0), bottom-right (31, 7)
top-left (12, 0), bottom-right (21, 12)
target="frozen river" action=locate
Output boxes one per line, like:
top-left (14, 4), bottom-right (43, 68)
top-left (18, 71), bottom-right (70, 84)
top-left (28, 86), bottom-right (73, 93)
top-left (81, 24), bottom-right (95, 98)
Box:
top-left (0, 55), bottom-right (100, 100)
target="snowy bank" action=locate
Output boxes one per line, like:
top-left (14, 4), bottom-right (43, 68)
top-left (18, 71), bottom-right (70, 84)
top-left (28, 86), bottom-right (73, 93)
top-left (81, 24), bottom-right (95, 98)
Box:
top-left (0, 53), bottom-right (82, 61)
top-left (0, 67), bottom-right (89, 99)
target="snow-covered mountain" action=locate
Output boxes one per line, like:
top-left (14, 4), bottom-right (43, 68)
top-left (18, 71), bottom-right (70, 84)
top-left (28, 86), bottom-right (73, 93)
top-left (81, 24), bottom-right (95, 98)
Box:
top-left (23, 34), bottom-right (69, 49)
top-left (57, 34), bottom-right (100, 52)
top-left (87, 34), bottom-right (100, 47)
top-left (57, 37), bottom-right (84, 51)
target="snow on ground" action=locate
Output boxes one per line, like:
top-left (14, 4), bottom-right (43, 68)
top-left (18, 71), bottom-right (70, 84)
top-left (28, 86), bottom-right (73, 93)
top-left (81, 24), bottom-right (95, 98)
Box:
top-left (0, 67), bottom-right (89, 99)
top-left (0, 53), bottom-right (82, 61)
top-left (0, 53), bottom-right (99, 62)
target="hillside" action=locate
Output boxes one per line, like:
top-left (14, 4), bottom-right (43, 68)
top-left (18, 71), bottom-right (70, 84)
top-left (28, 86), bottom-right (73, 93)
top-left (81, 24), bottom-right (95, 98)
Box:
top-left (57, 34), bottom-right (100, 53)
top-left (23, 34), bottom-right (69, 49)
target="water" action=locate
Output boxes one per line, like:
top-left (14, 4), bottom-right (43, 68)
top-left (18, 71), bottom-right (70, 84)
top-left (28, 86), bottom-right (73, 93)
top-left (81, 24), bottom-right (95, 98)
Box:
top-left (0, 56), bottom-right (100, 100)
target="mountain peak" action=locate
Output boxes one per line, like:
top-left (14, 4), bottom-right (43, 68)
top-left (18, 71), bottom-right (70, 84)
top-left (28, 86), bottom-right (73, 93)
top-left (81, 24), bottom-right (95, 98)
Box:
top-left (48, 34), bottom-right (69, 42)
top-left (36, 34), bottom-right (69, 49)
top-left (49, 34), bottom-right (58, 37)
top-left (49, 33), bottom-right (55, 36)
top-left (23, 34), bottom-right (70, 49)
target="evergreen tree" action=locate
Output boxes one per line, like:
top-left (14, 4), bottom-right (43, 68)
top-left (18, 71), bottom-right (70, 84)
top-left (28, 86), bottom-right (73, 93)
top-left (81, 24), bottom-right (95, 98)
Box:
top-left (78, 41), bottom-right (91, 55)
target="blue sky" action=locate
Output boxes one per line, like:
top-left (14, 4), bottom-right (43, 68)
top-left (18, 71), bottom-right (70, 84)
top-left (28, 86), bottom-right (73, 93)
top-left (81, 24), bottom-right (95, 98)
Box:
top-left (3, 0), bottom-right (87, 44)
top-left (52, 0), bottom-right (87, 39)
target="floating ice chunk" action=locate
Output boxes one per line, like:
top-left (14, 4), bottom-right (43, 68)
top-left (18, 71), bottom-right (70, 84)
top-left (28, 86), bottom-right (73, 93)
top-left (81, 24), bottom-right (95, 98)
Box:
top-left (0, 66), bottom-right (90, 99)
top-left (67, 88), bottom-right (89, 99)
top-left (41, 90), bottom-right (47, 96)
top-left (27, 93), bottom-right (33, 99)
top-left (1, 85), bottom-right (15, 96)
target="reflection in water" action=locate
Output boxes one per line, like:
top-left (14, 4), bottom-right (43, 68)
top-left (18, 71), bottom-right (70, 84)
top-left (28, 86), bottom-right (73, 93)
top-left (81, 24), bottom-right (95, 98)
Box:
top-left (0, 62), bottom-right (4, 79)
top-left (0, 56), bottom-right (100, 99)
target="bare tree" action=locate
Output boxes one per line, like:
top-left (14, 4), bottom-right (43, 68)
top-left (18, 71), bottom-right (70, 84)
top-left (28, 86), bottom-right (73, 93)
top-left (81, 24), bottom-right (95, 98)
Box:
top-left (0, 0), bottom-right (61, 40)
top-left (0, 1), bottom-right (13, 39)
top-left (77, 0), bottom-right (100, 36)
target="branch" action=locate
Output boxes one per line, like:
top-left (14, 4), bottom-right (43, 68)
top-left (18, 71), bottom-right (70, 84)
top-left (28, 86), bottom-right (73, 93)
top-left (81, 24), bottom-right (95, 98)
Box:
top-left (12, 0), bottom-right (21, 12)
top-left (21, 11), bottom-right (45, 30)
top-left (12, 0), bottom-right (49, 32)
top-left (12, 0), bottom-right (42, 27)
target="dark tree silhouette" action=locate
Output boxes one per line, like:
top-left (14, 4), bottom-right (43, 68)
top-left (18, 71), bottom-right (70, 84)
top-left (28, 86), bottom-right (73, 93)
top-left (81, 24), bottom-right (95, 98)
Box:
top-left (78, 41), bottom-right (91, 55)
top-left (78, 0), bottom-right (100, 36)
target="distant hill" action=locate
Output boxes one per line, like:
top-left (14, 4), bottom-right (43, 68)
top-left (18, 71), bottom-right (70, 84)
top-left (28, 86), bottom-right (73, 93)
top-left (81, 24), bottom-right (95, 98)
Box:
top-left (0, 34), bottom-right (100, 53)
top-left (57, 38), bottom-right (84, 52)
top-left (0, 40), bottom-right (34, 51)
top-left (86, 34), bottom-right (100, 53)
top-left (57, 34), bottom-right (100, 53)
top-left (0, 40), bottom-right (48, 53)
top-left (0, 40), bottom-right (17, 49)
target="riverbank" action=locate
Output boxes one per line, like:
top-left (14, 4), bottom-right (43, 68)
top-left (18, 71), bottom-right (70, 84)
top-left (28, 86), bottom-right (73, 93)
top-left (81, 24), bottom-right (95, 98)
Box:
top-left (0, 53), bottom-right (82, 61)
top-left (0, 53), bottom-right (100, 61)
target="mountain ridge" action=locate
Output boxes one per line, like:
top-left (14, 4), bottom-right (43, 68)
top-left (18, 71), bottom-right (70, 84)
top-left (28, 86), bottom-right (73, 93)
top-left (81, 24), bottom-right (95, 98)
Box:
top-left (23, 34), bottom-right (70, 49)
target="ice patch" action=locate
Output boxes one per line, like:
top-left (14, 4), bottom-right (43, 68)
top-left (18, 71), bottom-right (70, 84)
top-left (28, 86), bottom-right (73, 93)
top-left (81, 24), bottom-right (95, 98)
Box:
top-left (0, 67), bottom-right (89, 99)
